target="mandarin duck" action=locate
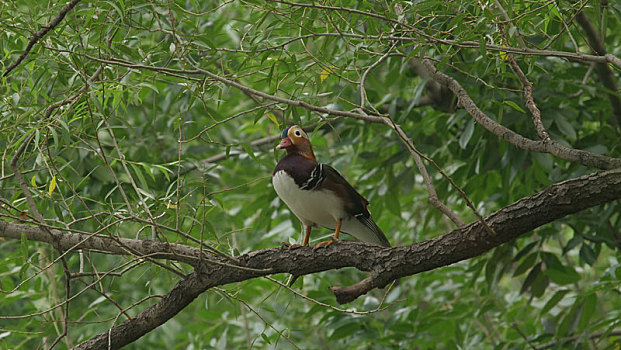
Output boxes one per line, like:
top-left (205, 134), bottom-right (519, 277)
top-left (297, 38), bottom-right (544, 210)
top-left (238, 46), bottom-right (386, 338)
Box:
top-left (272, 125), bottom-right (391, 249)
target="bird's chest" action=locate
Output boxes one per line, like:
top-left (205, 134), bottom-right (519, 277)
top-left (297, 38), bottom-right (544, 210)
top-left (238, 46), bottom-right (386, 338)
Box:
top-left (272, 170), bottom-right (345, 228)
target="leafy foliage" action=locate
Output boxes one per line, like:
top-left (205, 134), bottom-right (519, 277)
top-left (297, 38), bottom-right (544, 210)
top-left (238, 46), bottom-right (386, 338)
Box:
top-left (1, 0), bottom-right (620, 348)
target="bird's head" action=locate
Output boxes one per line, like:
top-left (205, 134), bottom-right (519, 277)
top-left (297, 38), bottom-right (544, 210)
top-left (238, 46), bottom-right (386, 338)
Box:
top-left (276, 125), bottom-right (316, 161)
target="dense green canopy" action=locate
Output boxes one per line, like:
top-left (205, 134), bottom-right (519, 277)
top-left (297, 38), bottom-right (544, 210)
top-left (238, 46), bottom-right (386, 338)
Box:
top-left (1, 0), bottom-right (620, 348)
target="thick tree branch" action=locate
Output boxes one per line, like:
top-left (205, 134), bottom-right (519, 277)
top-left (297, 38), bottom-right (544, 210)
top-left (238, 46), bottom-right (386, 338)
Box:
top-left (0, 221), bottom-right (199, 265)
top-left (1, 168), bottom-right (618, 348)
top-left (0, 219), bottom-right (277, 276)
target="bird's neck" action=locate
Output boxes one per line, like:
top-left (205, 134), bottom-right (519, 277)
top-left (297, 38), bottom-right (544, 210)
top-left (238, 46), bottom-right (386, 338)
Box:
top-left (287, 145), bottom-right (316, 162)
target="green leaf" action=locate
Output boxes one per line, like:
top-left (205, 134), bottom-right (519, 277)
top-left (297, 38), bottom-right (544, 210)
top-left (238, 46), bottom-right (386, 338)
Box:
top-left (130, 163), bottom-right (149, 191)
top-left (513, 241), bottom-right (537, 262)
top-left (558, 296), bottom-right (583, 337)
top-left (478, 35), bottom-right (487, 58)
top-left (544, 264), bottom-right (580, 286)
top-left (578, 293), bottom-right (597, 332)
top-left (266, 112), bottom-right (279, 126)
top-left (513, 253), bottom-right (537, 277)
top-left (503, 100), bottom-right (525, 114)
top-left (579, 244), bottom-right (597, 266)
top-left (563, 235), bottom-right (582, 255)
top-left (253, 108), bottom-right (265, 124)
top-left (384, 188), bottom-right (401, 216)
top-left (541, 289), bottom-right (569, 315)
top-left (240, 142), bottom-right (256, 160)
top-left (459, 119), bottom-right (475, 149)
top-left (521, 262), bottom-right (541, 294)
top-left (260, 333), bottom-right (271, 345)
top-left (20, 232), bottom-right (29, 261)
top-left (554, 114), bottom-right (576, 140)
top-left (329, 321), bottom-right (360, 340)
top-left (531, 273), bottom-right (549, 298)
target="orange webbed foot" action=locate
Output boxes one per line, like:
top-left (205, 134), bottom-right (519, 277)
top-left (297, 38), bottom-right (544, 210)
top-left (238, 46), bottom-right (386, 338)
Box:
top-left (281, 242), bottom-right (306, 250)
top-left (312, 238), bottom-right (336, 251)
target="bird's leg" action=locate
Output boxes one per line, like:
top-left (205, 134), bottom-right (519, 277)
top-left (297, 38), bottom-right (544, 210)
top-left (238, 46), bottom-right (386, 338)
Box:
top-left (313, 220), bottom-right (341, 251)
top-left (281, 225), bottom-right (312, 250)
top-left (302, 225), bottom-right (311, 245)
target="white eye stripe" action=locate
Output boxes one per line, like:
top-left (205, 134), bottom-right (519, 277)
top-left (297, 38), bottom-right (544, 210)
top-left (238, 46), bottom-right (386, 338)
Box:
top-left (294, 130), bottom-right (302, 137)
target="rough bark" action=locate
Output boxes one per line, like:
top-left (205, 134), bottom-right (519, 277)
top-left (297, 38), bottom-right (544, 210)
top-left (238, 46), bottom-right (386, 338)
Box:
top-left (2, 168), bottom-right (620, 348)
top-left (0, 222), bottom-right (204, 265)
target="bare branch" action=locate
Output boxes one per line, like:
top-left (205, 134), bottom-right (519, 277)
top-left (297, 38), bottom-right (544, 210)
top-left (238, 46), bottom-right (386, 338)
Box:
top-left (70, 167), bottom-right (621, 348)
top-left (379, 114), bottom-right (465, 227)
top-left (421, 60), bottom-right (621, 169)
top-left (0, 221), bottom-right (197, 264)
top-left (506, 55), bottom-right (551, 141)
top-left (210, 31), bottom-right (621, 68)
top-left (45, 50), bottom-right (620, 170)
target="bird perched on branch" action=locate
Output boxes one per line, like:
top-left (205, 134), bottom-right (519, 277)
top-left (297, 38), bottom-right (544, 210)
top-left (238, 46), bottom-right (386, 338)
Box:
top-left (272, 125), bottom-right (391, 249)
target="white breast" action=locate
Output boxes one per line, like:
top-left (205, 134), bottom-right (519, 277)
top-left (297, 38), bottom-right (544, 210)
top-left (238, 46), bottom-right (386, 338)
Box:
top-left (272, 170), bottom-right (346, 229)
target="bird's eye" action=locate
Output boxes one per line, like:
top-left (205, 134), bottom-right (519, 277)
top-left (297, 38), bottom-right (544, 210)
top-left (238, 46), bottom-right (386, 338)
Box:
top-left (294, 130), bottom-right (302, 137)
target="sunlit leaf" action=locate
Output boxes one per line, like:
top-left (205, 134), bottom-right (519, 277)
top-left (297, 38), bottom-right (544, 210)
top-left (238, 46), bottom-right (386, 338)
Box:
top-left (48, 175), bottom-right (56, 196)
top-left (266, 112), bottom-right (279, 126)
top-left (320, 65), bottom-right (334, 83)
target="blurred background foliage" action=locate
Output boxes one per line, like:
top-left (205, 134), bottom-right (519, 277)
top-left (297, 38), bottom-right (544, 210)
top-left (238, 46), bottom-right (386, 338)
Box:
top-left (1, 0), bottom-right (620, 348)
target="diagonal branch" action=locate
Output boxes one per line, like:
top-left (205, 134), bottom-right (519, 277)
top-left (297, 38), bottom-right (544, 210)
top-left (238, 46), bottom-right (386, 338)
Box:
top-left (506, 55), bottom-right (551, 141)
top-left (3, 0), bottom-right (83, 77)
top-left (51, 51), bottom-right (621, 169)
top-left (421, 60), bottom-right (621, 170)
top-left (574, 11), bottom-right (621, 126)
top-left (329, 167), bottom-right (621, 302)
top-left (1, 168), bottom-right (619, 348)
top-left (171, 120), bottom-right (340, 180)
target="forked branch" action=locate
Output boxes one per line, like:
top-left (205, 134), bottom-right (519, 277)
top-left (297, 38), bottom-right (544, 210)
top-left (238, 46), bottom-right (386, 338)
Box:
top-left (2, 168), bottom-right (619, 349)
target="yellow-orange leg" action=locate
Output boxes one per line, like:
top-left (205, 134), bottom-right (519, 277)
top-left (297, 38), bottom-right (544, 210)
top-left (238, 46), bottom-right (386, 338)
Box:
top-left (282, 225), bottom-right (312, 250)
top-left (313, 220), bottom-right (341, 251)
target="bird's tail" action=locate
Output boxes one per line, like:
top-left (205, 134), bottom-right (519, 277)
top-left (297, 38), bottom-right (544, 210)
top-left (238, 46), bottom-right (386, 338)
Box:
top-left (355, 214), bottom-right (391, 247)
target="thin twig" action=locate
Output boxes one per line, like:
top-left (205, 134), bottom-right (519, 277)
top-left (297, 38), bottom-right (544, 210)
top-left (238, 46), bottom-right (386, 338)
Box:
top-left (0, 257), bottom-right (143, 320)
top-left (265, 276), bottom-right (396, 315)
top-left (172, 119), bottom-right (339, 179)
top-left (46, 34), bottom-right (621, 69)
top-left (48, 258), bottom-right (73, 349)
top-left (215, 287), bottom-right (302, 350)
top-left (512, 323), bottom-right (537, 350)
top-left (3, 0), bottom-right (83, 77)
top-left (506, 55), bottom-right (551, 141)
top-left (575, 11), bottom-right (621, 125)
top-left (38, 48), bottom-right (621, 170)
top-left (534, 330), bottom-right (621, 350)
top-left (360, 42), bottom-right (398, 109)
top-left (493, 0), bottom-right (527, 49)
top-left (355, 109), bottom-right (465, 227)
top-left (421, 60), bottom-right (621, 170)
